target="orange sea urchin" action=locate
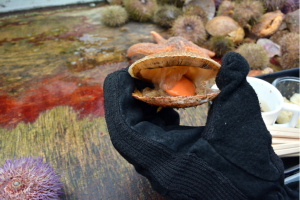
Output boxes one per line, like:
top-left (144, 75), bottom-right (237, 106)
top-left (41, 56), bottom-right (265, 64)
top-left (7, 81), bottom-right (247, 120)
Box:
top-left (0, 157), bottom-right (63, 200)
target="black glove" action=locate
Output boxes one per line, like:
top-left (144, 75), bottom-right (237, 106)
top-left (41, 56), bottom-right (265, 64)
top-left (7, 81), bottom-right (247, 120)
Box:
top-left (103, 52), bottom-right (299, 200)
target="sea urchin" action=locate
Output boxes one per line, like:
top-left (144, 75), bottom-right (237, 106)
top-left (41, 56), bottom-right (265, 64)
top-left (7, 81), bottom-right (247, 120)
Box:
top-left (209, 36), bottom-right (235, 57)
top-left (124, 0), bottom-right (157, 22)
top-left (153, 5), bottom-right (182, 28)
top-left (235, 43), bottom-right (269, 70)
top-left (184, 5), bottom-right (208, 24)
top-left (217, 0), bottom-right (236, 18)
top-left (233, 0), bottom-right (265, 27)
top-left (0, 157), bottom-right (63, 200)
top-left (101, 5), bottom-right (129, 27)
top-left (171, 15), bottom-right (206, 43)
top-left (261, 0), bottom-right (286, 11)
top-left (279, 32), bottom-right (300, 69)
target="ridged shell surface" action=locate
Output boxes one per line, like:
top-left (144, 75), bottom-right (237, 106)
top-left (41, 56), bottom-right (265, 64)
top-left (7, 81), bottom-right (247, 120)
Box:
top-left (129, 51), bottom-right (220, 80)
top-left (132, 91), bottom-right (220, 108)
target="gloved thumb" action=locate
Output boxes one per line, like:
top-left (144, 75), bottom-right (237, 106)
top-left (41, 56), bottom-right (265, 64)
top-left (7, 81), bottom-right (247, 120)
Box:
top-left (202, 52), bottom-right (284, 181)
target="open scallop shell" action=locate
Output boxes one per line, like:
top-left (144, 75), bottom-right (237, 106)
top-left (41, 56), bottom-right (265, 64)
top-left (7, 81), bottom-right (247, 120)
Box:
top-left (129, 51), bottom-right (221, 108)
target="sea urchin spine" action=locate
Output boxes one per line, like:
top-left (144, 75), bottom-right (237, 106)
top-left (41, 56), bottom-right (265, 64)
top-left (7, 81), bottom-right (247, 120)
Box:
top-left (0, 157), bottom-right (63, 200)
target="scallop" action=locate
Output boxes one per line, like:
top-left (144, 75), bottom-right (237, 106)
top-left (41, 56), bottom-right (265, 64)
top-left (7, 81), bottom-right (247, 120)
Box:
top-left (128, 51), bottom-right (221, 108)
top-left (206, 16), bottom-right (245, 44)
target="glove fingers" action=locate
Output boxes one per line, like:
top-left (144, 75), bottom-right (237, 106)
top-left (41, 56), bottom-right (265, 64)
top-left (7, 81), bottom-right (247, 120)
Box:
top-left (104, 68), bottom-right (247, 200)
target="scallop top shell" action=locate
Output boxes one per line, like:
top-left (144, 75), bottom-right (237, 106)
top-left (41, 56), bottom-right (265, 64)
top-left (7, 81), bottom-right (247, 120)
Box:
top-left (206, 16), bottom-right (240, 36)
top-left (129, 51), bottom-right (221, 108)
top-left (205, 16), bottom-right (245, 43)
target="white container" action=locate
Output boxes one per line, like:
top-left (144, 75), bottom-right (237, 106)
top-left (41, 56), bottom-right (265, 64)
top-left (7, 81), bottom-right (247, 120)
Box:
top-left (212, 77), bottom-right (300, 127)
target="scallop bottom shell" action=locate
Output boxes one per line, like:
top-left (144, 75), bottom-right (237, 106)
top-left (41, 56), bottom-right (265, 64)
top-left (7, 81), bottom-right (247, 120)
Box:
top-left (132, 91), bottom-right (220, 108)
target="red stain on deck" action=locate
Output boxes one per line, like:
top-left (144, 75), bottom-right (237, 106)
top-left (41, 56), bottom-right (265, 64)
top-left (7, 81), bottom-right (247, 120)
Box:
top-left (0, 77), bottom-right (104, 129)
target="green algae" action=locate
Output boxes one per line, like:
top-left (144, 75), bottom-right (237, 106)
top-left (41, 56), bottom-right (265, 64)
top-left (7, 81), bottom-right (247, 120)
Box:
top-left (0, 106), bottom-right (161, 199)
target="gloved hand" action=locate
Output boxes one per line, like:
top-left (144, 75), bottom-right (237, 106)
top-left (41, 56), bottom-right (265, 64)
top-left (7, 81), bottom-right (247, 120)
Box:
top-left (103, 52), bottom-right (299, 200)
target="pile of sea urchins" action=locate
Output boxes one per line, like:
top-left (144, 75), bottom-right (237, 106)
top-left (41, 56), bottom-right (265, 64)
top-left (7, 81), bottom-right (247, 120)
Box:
top-left (101, 0), bottom-right (299, 70)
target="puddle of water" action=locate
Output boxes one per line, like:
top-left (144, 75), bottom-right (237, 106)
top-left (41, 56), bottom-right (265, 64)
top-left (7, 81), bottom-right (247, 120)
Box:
top-left (0, 4), bottom-right (170, 129)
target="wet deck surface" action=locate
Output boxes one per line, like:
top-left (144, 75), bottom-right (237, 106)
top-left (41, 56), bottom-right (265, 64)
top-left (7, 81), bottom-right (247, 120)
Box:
top-left (0, 4), bottom-right (209, 199)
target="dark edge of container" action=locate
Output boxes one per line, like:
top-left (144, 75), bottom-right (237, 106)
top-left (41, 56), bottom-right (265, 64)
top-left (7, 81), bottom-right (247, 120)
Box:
top-left (255, 68), bottom-right (300, 83)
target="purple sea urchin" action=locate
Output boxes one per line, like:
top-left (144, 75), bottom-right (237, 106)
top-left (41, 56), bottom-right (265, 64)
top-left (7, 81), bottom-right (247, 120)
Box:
top-left (261, 0), bottom-right (286, 11)
top-left (171, 15), bottom-right (206, 43)
top-left (281, 0), bottom-right (299, 14)
top-left (217, 0), bottom-right (236, 17)
top-left (235, 43), bottom-right (269, 70)
top-left (153, 5), bottom-right (182, 28)
top-left (184, 5), bottom-right (208, 24)
top-left (215, 0), bottom-right (224, 8)
top-left (101, 5), bottom-right (129, 27)
top-left (233, 0), bottom-right (265, 27)
top-left (124, 0), bottom-right (157, 22)
top-left (208, 36), bottom-right (234, 57)
top-left (0, 157), bottom-right (63, 200)
top-left (279, 32), bottom-right (300, 69)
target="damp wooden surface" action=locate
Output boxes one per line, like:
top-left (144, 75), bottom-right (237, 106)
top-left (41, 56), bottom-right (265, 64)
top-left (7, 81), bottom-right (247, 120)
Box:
top-left (0, 3), bottom-right (208, 200)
